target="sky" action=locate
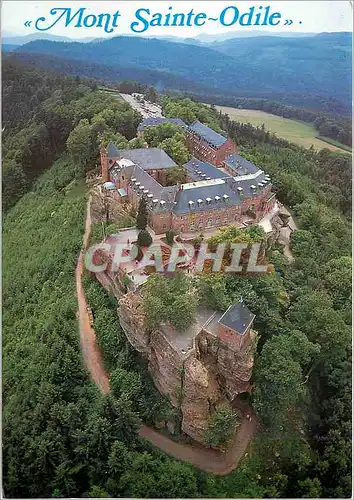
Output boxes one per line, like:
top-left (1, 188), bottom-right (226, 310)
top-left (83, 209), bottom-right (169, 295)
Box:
top-left (2, 1), bottom-right (353, 39)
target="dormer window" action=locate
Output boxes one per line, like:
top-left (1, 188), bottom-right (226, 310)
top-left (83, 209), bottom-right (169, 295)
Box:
top-left (188, 200), bottom-right (194, 209)
top-left (206, 197), bottom-right (212, 205)
top-left (197, 199), bottom-right (203, 206)
top-left (160, 200), bottom-right (166, 207)
top-left (223, 194), bottom-right (229, 202)
top-left (215, 195), bottom-right (221, 203)
top-left (237, 187), bottom-right (243, 193)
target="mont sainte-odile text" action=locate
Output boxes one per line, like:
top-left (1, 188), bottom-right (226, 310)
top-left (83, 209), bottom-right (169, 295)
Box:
top-left (35, 5), bottom-right (283, 34)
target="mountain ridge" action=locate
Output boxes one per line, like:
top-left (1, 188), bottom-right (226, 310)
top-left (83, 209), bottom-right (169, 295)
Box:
top-left (12, 32), bottom-right (351, 114)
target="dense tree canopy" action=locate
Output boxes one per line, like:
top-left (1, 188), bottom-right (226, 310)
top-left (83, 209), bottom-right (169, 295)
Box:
top-left (3, 67), bottom-right (351, 498)
top-left (141, 273), bottom-right (197, 331)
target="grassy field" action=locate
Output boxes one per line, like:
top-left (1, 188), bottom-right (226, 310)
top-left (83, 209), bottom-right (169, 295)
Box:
top-left (215, 106), bottom-right (349, 153)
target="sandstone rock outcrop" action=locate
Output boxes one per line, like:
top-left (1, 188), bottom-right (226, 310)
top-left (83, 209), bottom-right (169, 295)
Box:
top-left (118, 292), bottom-right (150, 353)
top-left (148, 329), bottom-right (184, 406)
top-left (93, 256), bottom-right (257, 448)
top-left (181, 357), bottom-right (224, 444)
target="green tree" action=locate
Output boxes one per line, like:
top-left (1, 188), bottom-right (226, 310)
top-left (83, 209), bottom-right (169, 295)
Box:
top-left (144, 122), bottom-right (183, 147)
top-left (196, 275), bottom-right (230, 311)
top-left (128, 136), bottom-right (146, 149)
top-left (66, 118), bottom-right (93, 169)
top-left (87, 486), bottom-right (110, 498)
top-left (205, 404), bottom-right (239, 447)
top-left (165, 165), bottom-right (187, 186)
top-left (144, 86), bottom-right (158, 103)
top-left (136, 197), bottom-right (148, 230)
top-left (159, 133), bottom-right (190, 165)
top-left (296, 477), bottom-right (322, 498)
top-left (110, 368), bottom-right (142, 401)
top-left (137, 229), bottom-right (152, 247)
top-left (141, 273), bottom-right (197, 331)
top-left (252, 330), bottom-right (320, 430)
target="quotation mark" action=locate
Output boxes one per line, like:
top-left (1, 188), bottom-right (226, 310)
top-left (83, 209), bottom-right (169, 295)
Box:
top-left (24, 20), bottom-right (32, 27)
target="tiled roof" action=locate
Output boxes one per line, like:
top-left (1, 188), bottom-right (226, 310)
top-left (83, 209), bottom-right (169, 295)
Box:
top-left (218, 302), bottom-right (255, 336)
top-left (137, 117), bottom-right (187, 131)
top-left (183, 158), bottom-right (228, 182)
top-left (173, 179), bottom-right (239, 214)
top-left (188, 121), bottom-right (227, 148)
top-left (172, 169), bottom-right (270, 214)
top-left (110, 162), bottom-right (178, 213)
top-left (113, 147), bottom-right (177, 170)
top-left (224, 153), bottom-right (260, 176)
top-left (107, 142), bottom-right (120, 158)
top-left (108, 145), bottom-right (271, 216)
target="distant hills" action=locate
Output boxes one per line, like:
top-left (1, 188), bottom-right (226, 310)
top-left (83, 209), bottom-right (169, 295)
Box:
top-left (2, 32), bottom-right (96, 46)
top-left (2, 29), bottom-right (323, 46)
top-left (5, 31), bottom-right (351, 114)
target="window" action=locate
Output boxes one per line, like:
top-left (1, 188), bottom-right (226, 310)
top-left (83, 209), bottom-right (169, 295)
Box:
top-left (207, 218), bottom-right (213, 228)
top-left (216, 217), bottom-right (220, 225)
top-left (122, 175), bottom-right (125, 181)
top-left (190, 222), bottom-right (195, 231)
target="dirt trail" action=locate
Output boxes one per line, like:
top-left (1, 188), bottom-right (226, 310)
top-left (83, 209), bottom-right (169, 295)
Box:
top-left (76, 196), bottom-right (110, 394)
top-left (76, 197), bottom-right (258, 475)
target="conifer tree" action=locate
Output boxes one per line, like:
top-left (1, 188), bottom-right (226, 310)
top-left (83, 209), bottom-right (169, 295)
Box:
top-left (136, 197), bottom-right (148, 230)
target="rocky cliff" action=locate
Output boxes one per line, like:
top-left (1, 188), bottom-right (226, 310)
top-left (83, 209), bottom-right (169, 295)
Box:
top-left (95, 264), bottom-right (257, 448)
top-left (118, 292), bottom-right (150, 354)
top-left (181, 356), bottom-right (225, 444)
top-left (148, 329), bottom-right (184, 407)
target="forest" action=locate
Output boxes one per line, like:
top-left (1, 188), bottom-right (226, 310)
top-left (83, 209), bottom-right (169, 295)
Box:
top-left (2, 58), bottom-right (143, 212)
top-left (2, 61), bottom-right (352, 498)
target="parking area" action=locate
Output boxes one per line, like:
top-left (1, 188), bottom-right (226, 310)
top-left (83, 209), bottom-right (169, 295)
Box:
top-left (120, 93), bottom-right (163, 118)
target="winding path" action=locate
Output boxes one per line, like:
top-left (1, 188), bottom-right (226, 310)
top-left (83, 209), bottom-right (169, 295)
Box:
top-left (75, 197), bottom-right (258, 475)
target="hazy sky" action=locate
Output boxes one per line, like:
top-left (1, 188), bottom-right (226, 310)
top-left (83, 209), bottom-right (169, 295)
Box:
top-left (2, 1), bottom-right (353, 38)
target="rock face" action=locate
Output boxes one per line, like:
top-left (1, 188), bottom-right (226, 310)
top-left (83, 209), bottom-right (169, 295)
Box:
top-left (181, 357), bottom-right (224, 444)
top-left (197, 329), bottom-right (257, 399)
top-left (216, 341), bottom-right (254, 398)
top-left (148, 329), bottom-right (184, 407)
top-left (118, 292), bottom-right (150, 354)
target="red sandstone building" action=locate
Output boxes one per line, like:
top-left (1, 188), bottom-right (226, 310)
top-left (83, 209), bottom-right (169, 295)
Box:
top-left (100, 121), bottom-right (276, 235)
top-left (186, 120), bottom-right (237, 166)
